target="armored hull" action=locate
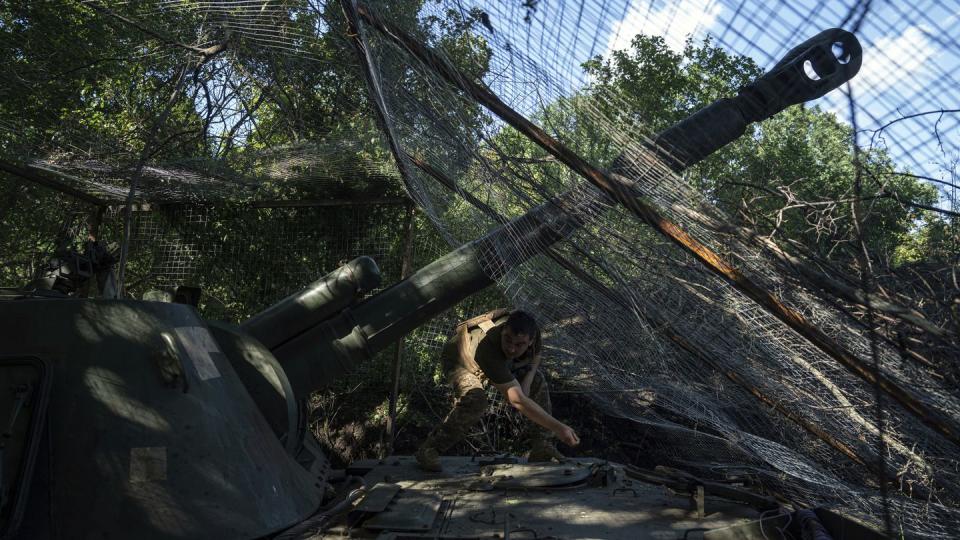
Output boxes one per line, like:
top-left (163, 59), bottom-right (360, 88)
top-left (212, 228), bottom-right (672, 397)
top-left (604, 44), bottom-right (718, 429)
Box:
top-left (0, 300), bottom-right (322, 539)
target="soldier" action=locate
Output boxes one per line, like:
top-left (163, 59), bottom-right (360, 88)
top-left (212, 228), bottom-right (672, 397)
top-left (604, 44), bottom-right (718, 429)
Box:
top-left (415, 309), bottom-right (580, 471)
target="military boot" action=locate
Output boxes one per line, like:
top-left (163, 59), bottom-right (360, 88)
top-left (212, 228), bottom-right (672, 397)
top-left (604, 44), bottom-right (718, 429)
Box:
top-left (415, 445), bottom-right (442, 472)
top-left (526, 440), bottom-right (564, 463)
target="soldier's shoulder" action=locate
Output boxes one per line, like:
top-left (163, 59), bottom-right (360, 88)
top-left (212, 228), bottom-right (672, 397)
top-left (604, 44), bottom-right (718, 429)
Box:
top-left (458, 308), bottom-right (511, 332)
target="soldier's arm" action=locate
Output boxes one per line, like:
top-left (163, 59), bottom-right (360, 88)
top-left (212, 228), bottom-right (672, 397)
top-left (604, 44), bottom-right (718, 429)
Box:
top-left (494, 380), bottom-right (579, 446)
top-left (519, 355), bottom-right (540, 396)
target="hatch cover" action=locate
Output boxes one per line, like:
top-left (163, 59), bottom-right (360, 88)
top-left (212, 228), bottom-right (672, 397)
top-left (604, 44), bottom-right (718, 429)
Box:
top-left (363, 491), bottom-right (442, 531)
top-left (0, 357), bottom-right (52, 538)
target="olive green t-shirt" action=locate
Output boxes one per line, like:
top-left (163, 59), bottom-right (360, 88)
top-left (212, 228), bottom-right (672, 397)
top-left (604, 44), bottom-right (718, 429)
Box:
top-left (441, 323), bottom-right (533, 385)
top-left (472, 325), bottom-right (515, 384)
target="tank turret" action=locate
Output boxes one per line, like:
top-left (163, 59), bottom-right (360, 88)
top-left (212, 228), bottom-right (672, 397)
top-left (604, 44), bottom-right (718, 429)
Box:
top-left (0, 29), bottom-right (861, 540)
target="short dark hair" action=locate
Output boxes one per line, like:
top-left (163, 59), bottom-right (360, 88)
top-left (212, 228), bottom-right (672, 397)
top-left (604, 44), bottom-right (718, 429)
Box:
top-left (506, 310), bottom-right (538, 338)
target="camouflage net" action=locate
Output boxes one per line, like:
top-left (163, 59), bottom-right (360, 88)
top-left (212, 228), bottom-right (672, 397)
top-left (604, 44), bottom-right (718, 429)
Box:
top-left (2, 1), bottom-right (959, 536)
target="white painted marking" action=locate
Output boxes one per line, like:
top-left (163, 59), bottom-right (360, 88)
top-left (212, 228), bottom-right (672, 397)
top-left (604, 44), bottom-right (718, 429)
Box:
top-left (174, 326), bottom-right (222, 380)
top-left (130, 446), bottom-right (167, 483)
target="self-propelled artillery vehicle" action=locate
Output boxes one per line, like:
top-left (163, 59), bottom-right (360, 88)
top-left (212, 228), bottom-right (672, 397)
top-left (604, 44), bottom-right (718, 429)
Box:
top-left (0, 29), bottom-right (882, 539)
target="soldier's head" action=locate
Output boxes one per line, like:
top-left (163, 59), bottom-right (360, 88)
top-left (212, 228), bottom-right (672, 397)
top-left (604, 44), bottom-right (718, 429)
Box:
top-left (501, 310), bottom-right (539, 360)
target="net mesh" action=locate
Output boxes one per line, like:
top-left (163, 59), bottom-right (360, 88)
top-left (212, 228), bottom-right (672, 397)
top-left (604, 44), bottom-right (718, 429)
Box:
top-left (2, 1), bottom-right (959, 536)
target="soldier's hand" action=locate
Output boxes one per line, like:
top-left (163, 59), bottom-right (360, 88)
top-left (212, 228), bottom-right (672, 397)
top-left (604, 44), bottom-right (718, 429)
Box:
top-left (556, 425), bottom-right (580, 447)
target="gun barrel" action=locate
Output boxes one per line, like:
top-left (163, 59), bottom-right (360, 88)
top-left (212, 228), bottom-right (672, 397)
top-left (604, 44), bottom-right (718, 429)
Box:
top-left (621, 28), bottom-right (861, 173)
top-left (273, 194), bottom-right (585, 398)
top-left (242, 256), bottom-right (381, 350)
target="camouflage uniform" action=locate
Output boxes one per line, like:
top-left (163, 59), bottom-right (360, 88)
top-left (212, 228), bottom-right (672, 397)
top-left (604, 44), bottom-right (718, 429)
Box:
top-left (418, 309), bottom-right (555, 461)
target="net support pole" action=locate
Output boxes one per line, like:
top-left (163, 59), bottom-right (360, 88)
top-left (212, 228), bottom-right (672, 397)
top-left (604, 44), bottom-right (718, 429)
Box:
top-left (340, 0), bottom-right (453, 454)
top-left (385, 202), bottom-right (416, 457)
top-left (114, 62), bottom-right (192, 296)
top-left (353, 3), bottom-right (960, 448)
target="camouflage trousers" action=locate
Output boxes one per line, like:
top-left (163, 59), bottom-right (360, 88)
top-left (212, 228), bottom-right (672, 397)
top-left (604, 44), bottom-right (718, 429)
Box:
top-left (422, 367), bottom-right (553, 453)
